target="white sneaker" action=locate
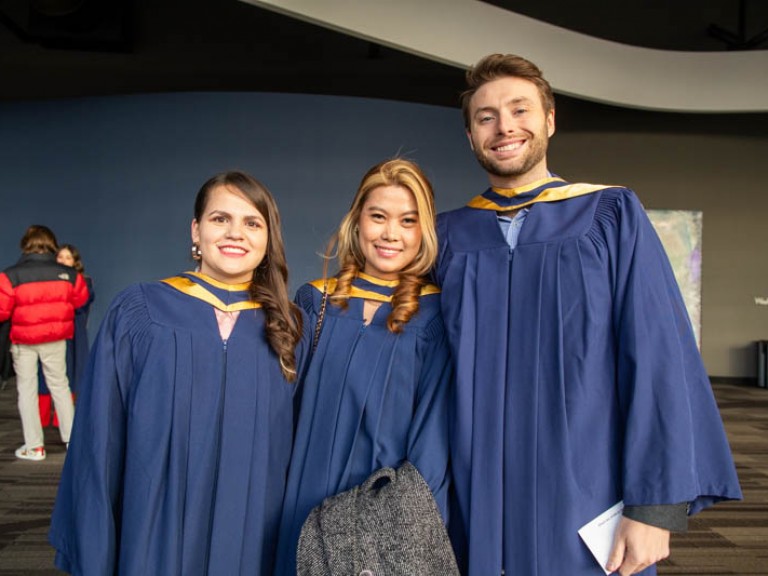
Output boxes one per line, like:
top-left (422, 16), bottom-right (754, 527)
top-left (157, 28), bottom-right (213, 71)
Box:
top-left (15, 445), bottom-right (46, 461)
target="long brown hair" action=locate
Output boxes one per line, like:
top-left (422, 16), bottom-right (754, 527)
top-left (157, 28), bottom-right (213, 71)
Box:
top-left (58, 244), bottom-right (85, 274)
top-left (327, 158), bottom-right (437, 333)
top-left (194, 171), bottom-right (303, 381)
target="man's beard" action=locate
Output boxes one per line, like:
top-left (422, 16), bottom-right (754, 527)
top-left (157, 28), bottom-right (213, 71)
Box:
top-left (472, 135), bottom-right (548, 184)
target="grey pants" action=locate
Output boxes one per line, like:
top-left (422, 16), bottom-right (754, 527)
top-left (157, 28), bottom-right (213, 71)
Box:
top-left (11, 340), bottom-right (74, 448)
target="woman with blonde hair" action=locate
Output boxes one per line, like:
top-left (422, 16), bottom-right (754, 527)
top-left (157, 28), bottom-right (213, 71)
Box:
top-left (274, 158), bottom-right (452, 575)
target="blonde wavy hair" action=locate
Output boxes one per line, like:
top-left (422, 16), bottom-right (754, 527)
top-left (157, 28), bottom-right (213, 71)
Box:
top-left (327, 158), bottom-right (438, 333)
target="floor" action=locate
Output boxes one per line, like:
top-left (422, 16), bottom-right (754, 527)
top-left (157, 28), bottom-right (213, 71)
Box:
top-left (0, 380), bottom-right (766, 575)
top-left (659, 382), bottom-right (768, 575)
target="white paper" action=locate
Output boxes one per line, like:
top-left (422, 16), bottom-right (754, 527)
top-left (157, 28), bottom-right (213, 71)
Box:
top-left (578, 501), bottom-right (624, 575)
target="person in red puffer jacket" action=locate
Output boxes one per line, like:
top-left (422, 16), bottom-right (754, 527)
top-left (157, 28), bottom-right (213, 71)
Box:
top-left (0, 225), bottom-right (90, 461)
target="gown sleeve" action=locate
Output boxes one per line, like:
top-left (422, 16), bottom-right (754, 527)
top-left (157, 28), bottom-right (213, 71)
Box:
top-left (292, 283), bottom-right (318, 416)
top-left (605, 190), bottom-right (741, 512)
top-left (406, 312), bottom-right (453, 521)
top-left (292, 305), bottom-right (312, 409)
top-left (48, 287), bottom-right (147, 575)
top-left (294, 282), bottom-right (320, 331)
top-left (81, 276), bottom-right (95, 313)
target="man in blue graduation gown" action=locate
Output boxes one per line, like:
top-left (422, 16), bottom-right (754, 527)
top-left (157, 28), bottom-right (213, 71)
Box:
top-left (435, 54), bottom-right (741, 576)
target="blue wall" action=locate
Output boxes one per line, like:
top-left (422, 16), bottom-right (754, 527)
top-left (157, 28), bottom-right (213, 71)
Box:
top-left (0, 92), bottom-right (486, 336)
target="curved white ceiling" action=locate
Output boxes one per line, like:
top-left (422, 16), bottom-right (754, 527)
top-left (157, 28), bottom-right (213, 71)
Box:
top-left (240, 0), bottom-right (768, 113)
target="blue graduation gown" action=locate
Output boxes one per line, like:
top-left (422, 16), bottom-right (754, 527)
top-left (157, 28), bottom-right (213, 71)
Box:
top-left (273, 273), bottom-right (453, 576)
top-left (69, 275), bottom-right (95, 393)
top-left (436, 185), bottom-right (742, 576)
top-left (49, 272), bottom-right (309, 576)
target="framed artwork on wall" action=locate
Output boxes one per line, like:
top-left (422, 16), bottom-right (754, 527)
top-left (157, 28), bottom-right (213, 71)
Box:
top-left (647, 209), bottom-right (703, 348)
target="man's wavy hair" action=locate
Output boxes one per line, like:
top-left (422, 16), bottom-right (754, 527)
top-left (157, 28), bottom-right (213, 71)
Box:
top-left (460, 53), bottom-right (555, 129)
top-left (326, 158), bottom-right (438, 333)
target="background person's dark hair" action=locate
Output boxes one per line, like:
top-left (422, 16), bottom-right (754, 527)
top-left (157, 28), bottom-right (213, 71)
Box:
top-left (194, 171), bottom-right (303, 381)
top-left (20, 225), bottom-right (58, 255)
top-left (58, 244), bottom-right (85, 274)
top-left (460, 53), bottom-right (555, 129)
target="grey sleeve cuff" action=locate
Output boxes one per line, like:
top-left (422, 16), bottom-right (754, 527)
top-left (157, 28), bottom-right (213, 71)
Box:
top-left (622, 503), bottom-right (689, 532)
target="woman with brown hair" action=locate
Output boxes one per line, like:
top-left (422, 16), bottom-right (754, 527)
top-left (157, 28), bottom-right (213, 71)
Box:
top-left (274, 158), bottom-right (452, 576)
top-left (56, 244), bottom-right (95, 394)
top-left (50, 171), bottom-right (308, 575)
top-left (38, 244), bottom-right (95, 427)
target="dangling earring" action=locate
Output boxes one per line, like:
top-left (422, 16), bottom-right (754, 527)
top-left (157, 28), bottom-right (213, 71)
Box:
top-left (191, 242), bottom-right (202, 261)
